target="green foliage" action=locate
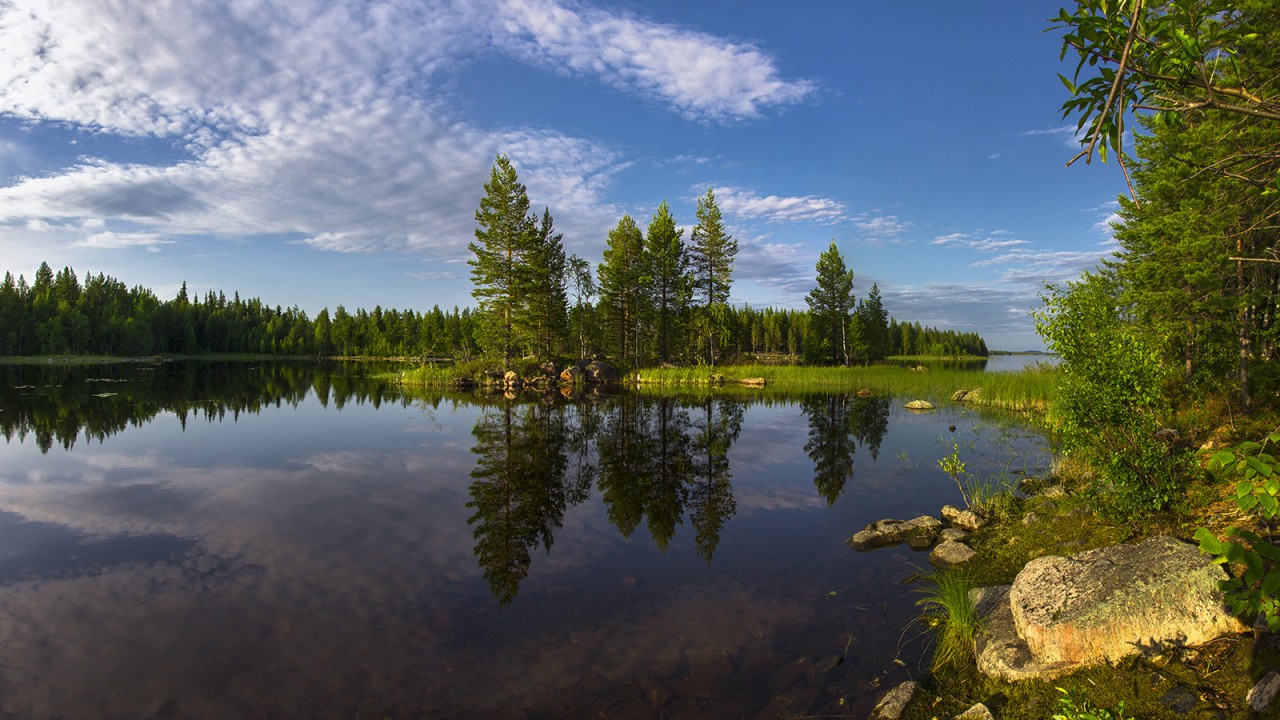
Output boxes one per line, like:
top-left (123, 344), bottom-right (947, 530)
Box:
top-left (1195, 430), bottom-right (1280, 631)
top-left (1034, 273), bottom-right (1192, 521)
top-left (915, 569), bottom-right (981, 671)
top-left (804, 241), bottom-right (856, 366)
top-left (938, 442), bottom-right (971, 507)
top-left (688, 187), bottom-right (737, 364)
top-left (1052, 687), bottom-right (1129, 720)
top-left (598, 214), bottom-right (648, 365)
top-left (644, 200), bottom-right (691, 364)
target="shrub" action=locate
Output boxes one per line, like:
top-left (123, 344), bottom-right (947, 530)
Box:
top-left (1033, 273), bottom-right (1193, 521)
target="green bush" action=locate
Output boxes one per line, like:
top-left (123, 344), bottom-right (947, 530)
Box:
top-left (1034, 273), bottom-right (1192, 521)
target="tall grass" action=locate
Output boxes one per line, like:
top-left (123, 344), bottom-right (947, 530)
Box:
top-left (630, 363), bottom-right (1057, 413)
top-left (915, 569), bottom-right (982, 671)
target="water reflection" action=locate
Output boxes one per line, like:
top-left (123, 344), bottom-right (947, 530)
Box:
top-left (0, 361), bottom-right (1051, 718)
top-left (468, 400), bottom-right (591, 605)
top-left (801, 394), bottom-right (891, 506)
top-left (0, 361), bottom-right (405, 452)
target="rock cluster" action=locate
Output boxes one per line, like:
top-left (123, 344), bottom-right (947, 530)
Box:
top-left (972, 536), bottom-right (1248, 681)
top-left (449, 359), bottom-right (622, 392)
top-left (848, 504), bottom-right (981, 567)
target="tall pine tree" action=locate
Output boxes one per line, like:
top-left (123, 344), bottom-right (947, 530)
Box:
top-left (688, 187), bottom-right (737, 365)
top-left (468, 155), bottom-right (535, 367)
top-left (645, 200), bottom-right (689, 363)
top-left (805, 241), bottom-right (855, 366)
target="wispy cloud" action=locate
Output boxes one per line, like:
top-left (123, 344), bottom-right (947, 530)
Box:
top-left (713, 187), bottom-right (846, 224)
top-left (72, 231), bottom-right (174, 252)
top-left (492, 0), bottom-right (816, 122)
top-left (1021, 125), bottom-right (1085, 149)
top-left (932, 231), bottom-right (1029, 252)
top-left (853, 214), bottom-right (910, 236)
top-left (971, 244), bottom-right (1117, 286)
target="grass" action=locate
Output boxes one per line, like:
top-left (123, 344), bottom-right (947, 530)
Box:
top-left (629, 362), bottom-right (1058, 413)
top-left (914, 568), bottom-right (982, 671)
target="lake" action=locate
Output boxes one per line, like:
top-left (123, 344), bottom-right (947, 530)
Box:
top-left (0, 361), bottom-right (1049, 719)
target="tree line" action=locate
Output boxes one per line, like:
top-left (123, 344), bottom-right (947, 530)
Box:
top-left (0, 162), bottom-right (987, 364)
top-left (467, 155), bottom-right (987, 368)
top-left (0, 257), bottom-right (985, 363)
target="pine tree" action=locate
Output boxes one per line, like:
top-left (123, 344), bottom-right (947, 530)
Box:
top-left (598, 215), bottom-right (647, 365)
top-left (524, 208), bottom-right (568, 360)
top-left (688, 188), bottom-right (737, 364)
top-left (645, 200), bottom-right (689, 363)
top-left (469, 154), bottom-right (535, 367)
top-left (805, 241), bottom-right (855, 365)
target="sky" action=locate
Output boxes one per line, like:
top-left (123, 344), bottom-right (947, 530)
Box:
top-left (0, 0), bottom-right (1129, 351)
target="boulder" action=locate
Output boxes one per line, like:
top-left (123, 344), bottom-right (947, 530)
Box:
top-left (869, 680), bottom-right (918, 720)
top-left (951, 389), bottom-right (970, 401)
top-left (739, 377), bottom-right (767, 388)
top-left (940, 504), bottom-right (962, 524)
top-left (903, 400), bottom-right (934, 410)
top-left (560, 364), bottom-right (584, 383)
top-left (951, 510), bottom-right (987, 532)
top-left (848, 516), bottom-right (942, 551)
top-left (940, 528), bottom-right (969, 542)
top-left (584, 360), bottom-right (621, 384)
top-left (856, 388), bottom-right (874, 398)
top-left (953, 703), bottom-right (993, 720)
top-left (503, 370), bottom-right (523, 389)
top-left (1249, 671), bottom-right (1280, 712)
top-left (930, 540), bottom-right (976, 569)
top-left (974, 537), bottom-right (1249, 681)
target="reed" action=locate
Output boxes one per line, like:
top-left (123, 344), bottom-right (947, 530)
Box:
top-left (915, 568), bottom-right (982, 671)
top-left (630, 363), bottom-right (1058, 413)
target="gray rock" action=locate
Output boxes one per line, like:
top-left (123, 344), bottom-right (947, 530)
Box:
top-left (951, 389), bottom-right (970, 401)
top-left (1021, 512), bottom-right (1041, 525)
top-left (856, 388), bottom-right (873, 398)
top-left (974, 537), bottom-right (1249, 681)
top-left (1158, 687), bottom-right (1199, 713)
top-left (1249, 670), bottom-right (1280, 712)
top-left (941, 528), bottom-right (969, 542)
top-left (930, 540), bottom-right (976, 569)
top-left (953, 703), bottom-right (994, 720)
top-left (904, 400), bottom-right (934, 410)
top-left (869, 680), bottom-right (918, 720)
top-left (849, 516), bottom-right (942, 551)
top-left (940, 504), bottom-right (962, 524)
top-left (951, 509), bottom-right (987, 532)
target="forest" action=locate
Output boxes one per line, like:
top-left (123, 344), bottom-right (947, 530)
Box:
top-left (0, 259), bottom-right (986, 364)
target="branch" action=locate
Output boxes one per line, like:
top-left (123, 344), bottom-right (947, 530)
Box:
top-left (1229, 257), bottom-right (1280, 265)
top-left (1070, 0), bottom-right (1146, 169)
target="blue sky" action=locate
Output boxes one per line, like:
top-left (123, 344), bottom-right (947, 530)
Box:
top-left (0, 0), bottom-right (1126, 350)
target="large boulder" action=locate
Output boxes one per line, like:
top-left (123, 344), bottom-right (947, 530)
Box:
top-left (870, 681), bottom-right (918, 719)
top-left (584, 360), bottom-right (621, 384)
top-left (973, 537), bottom-right (1248, 681)
top-left (849, 516), bottom-right (941, 551)
top-left (903, 400), bottom-right (934, 410)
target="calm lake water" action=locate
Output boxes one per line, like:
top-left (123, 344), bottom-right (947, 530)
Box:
top-left (0, 361), bottom-right (1049, 719)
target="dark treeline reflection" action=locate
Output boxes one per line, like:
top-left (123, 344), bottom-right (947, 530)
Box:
top-left (466, 393), bottom-right (891, 605)
top-left (2, 363), bottom-right (893, 606)
top-left (0, 361), bottom-right (410, 452)
top-left (802, 393), bottom-right (891, 505)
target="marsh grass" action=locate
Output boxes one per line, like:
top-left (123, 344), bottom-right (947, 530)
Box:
top-left (914, 568), bottom-right (981, 671)
top-left (630, 363), bottom-right (1057, 413)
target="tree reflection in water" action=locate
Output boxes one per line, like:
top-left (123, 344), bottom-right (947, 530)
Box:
top-left (466, 400), bottom-right (590, 606)
top-left (801, 393), bottom-right (890, 506)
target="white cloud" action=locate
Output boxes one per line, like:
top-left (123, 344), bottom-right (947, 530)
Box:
top-left (0, 0), bottom-right (641, 259)
top-left (713, 186), bottom-right (846, 224)
top-left (932, 231), bottom-right (1029, 252)
top-left (73, 231), bottom-right (174, 251)
top-left (492, 0), bottom-right (815, 122)
top-left (852, 214), bottom-right (910, 237)
top-left (1021, 125), bottom-right (1085, 150)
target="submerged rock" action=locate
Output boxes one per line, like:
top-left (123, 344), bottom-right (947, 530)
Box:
top-left (974, 537), bottom-right (1248, 681)
top-left (903, 400), bottom-right (934, 410)
top-left (849, 516), bottom-right (942, 551)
